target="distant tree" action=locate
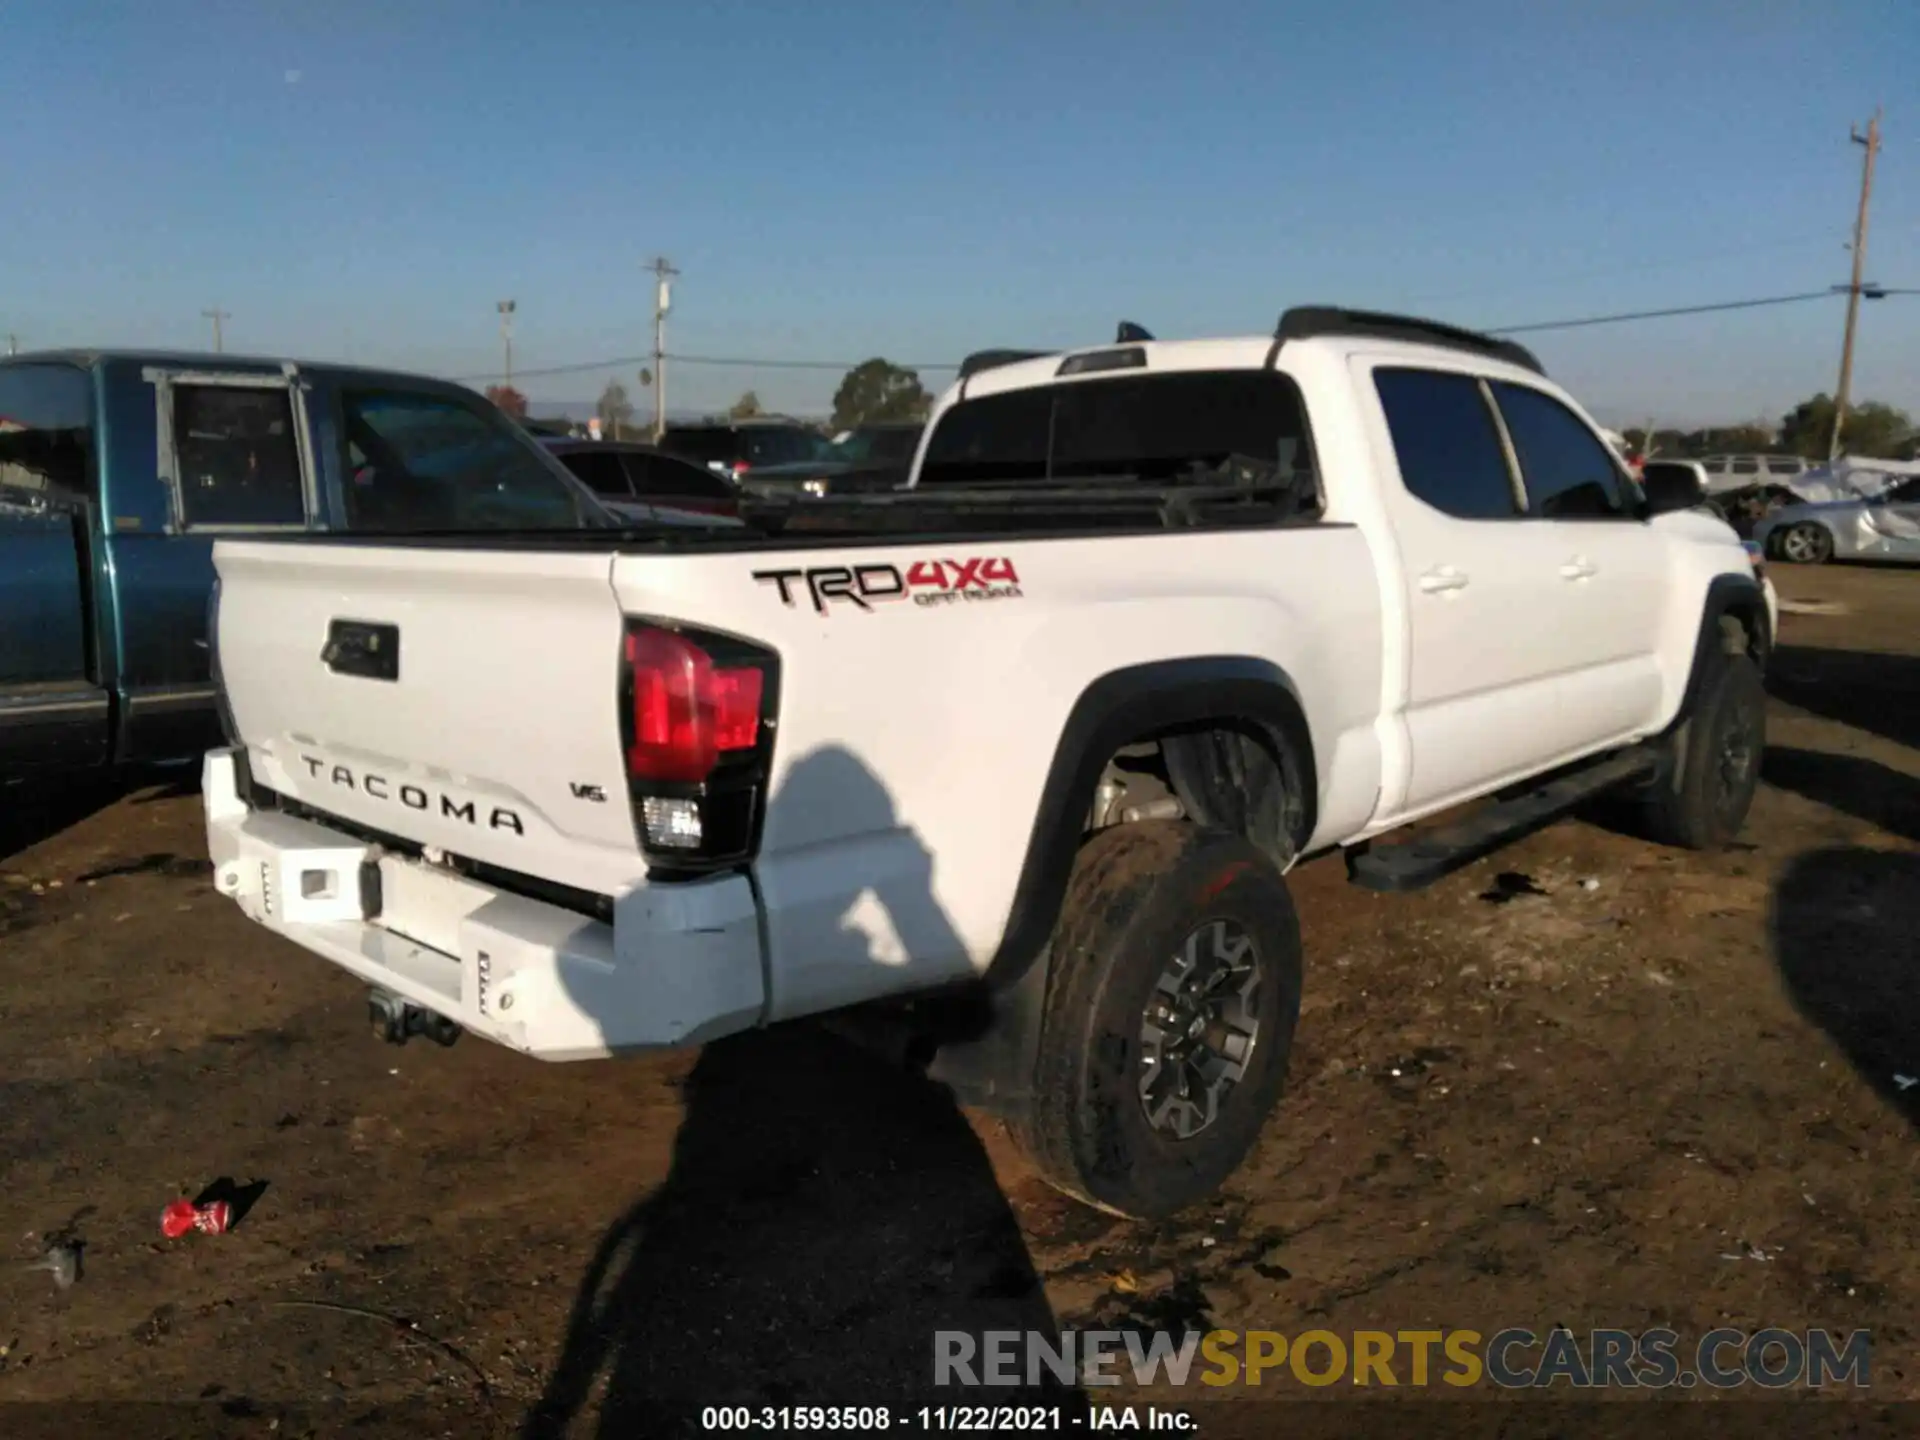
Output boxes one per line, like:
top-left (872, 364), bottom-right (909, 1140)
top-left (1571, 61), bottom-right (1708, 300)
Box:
top-left (730, 390), bottom-right (764, 420)
top-left (484, 384), bottom-right (528, 419)
top-left (597, 381), bottom-right (635, 440)
top-left (830, 359), bottom-right (931, 431)
top-left (1777, 393), bottom-right (1912, 459)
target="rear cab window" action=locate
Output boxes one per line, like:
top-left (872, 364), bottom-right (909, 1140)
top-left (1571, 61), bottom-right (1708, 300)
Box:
top-left (172, 384), bottom-right (305, 528)
top-left (339, 388), bottom-right (598, 532)
top-left (740, 428), bottom-right (824, 468)
top-left (659, 428), bottom-right (734, 466)
top-left (917, 370), bottom-right (1318, 502)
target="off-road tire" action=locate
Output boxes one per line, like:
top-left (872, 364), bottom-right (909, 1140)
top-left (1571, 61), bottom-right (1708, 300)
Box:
top-left (1641, 649), bottom-right (1766, 850)
top-left (1014, 822), bottom-right (1302, 1220)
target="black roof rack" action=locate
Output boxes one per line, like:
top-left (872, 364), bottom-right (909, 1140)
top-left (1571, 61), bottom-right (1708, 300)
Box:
top-left (957, 348), bottom-right (1057, 380)
top-left (1273, 306), bottom-right (1543, 375)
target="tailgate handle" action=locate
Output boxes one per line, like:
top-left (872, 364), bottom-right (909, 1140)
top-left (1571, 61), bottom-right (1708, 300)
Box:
top-left (323, 619), bottom-right (400, 682)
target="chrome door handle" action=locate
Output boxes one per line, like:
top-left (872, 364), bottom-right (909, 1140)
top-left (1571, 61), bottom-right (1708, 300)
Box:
top-left (1559, 556), bottom-right (1597, 580)
top-left (1418, 566), bottom-right (1469, 594)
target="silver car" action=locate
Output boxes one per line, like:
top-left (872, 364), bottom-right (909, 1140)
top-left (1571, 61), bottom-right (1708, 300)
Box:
top-left (1754, 473), bottom-right (1920, 564)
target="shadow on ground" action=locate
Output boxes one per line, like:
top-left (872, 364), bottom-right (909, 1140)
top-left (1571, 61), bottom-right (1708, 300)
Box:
top-left (1771, 845), bottom-right (1920, 1127)
top-left (525, 745), bottom-right (1079, 1437)
top-left (1763, 746), bottom-right (1920, 843)
top-left (1768, 645), bottom-right (1920, 750)
top-left (0, 765), bottom-right (201, 865)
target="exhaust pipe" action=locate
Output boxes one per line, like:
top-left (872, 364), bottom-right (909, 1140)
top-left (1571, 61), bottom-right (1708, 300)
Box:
top-left (368, 987), bottom-right (462, 1048)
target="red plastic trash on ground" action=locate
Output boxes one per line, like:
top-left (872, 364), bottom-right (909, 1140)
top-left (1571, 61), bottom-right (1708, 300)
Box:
top-left (161, 1199), bottom-right (232, 1238)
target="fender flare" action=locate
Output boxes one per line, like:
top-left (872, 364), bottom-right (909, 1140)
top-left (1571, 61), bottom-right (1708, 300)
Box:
top-left (983, 655), bottom-right (1316, 989)
top-left (1673, 573), bottom-right (1771, 730)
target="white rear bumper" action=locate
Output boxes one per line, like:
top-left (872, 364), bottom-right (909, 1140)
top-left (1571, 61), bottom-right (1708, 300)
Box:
top-left (202, 748), bottom-right (766, 1060)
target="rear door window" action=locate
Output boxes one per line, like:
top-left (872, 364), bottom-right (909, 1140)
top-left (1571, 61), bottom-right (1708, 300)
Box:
top-left (340, 389), bottom-right (594, 532)
top-left (1766, 458), bottom-right (1804, 476)
top-left (1373, 369), bottom-right (1519, 519)
top-left (918, 371), bottom-right (1314, 491)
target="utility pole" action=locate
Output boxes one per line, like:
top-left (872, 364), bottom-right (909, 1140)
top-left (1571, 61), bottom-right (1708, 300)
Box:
top-left (202, 307), bottom-right (230, 353)
top-left (1831, 109), bottom-right (1882, 462)
top-left (497, 299), bottom-right (517, 388)
top-left (5, 334), bottom-right (16, 357)
top-left (645, 256), bottom-right (679, 441)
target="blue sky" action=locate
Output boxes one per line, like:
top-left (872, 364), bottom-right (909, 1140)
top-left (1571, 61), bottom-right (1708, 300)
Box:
top-left (10, 0), bottom-right (1918, 425)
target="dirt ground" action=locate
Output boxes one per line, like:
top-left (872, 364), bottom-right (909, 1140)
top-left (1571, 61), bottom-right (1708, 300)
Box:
top-left (1, 562), bottom-right (1916, 1439)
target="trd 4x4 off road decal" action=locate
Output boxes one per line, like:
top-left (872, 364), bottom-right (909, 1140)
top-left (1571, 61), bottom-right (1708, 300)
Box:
top-left (753, 557), bottom-right (1023, 614)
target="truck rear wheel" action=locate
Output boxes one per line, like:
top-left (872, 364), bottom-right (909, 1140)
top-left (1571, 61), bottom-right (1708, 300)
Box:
top-left (1016, 822), bottom-right (1301, 1220)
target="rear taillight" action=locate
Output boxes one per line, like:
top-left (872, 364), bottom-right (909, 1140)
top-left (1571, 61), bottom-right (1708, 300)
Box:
top-left (731, 461), bottom-right (750, 480)
top-left (620, 621), bottom-right (779, 871)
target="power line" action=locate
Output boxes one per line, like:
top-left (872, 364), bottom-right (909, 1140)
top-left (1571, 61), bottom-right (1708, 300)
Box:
top-left (1486, 290), bottom-right (1837, 335)
top-left (673, 352), bottom-right (959, 372)
top-left (449, 350), bottom-right (958, 382)
top-left (454, 286), bottom-right (1904, 386)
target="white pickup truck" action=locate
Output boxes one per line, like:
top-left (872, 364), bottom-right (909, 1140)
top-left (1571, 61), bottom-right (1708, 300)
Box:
top-left (204, 307), bottom-right (1775, 1219)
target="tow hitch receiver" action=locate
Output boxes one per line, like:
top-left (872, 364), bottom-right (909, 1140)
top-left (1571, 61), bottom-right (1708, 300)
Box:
top-left (368, 986), bottom-right (461, 1048)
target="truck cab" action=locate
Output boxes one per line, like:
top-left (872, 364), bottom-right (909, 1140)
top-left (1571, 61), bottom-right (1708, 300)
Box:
top-left (0, 351), bottom-right (611, 777)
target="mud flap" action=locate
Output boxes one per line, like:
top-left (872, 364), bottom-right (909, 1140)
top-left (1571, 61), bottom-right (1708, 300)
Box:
top-left (919, 946), bottom-right (1053, 1120)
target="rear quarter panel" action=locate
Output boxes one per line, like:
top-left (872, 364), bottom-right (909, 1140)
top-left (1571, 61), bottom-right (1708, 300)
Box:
top-left (612, 525), bottom-right (1385, 1021)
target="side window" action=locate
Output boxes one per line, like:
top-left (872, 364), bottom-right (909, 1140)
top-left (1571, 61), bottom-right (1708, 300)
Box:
top-left (560, 449), bottom-right (632, 498)
top-left (339, 388), bottom-right (588, 532)
top-left (1489, 382), bottom-right (1628, 519)
top-left (172, 385), bottom-right (305, 528)
top-left (628, 452), bottom-right (730, 501)
top-left (659, 429), bottom-right (729, 465)
top-left (1701, 458), bottom-right (1728, 475)
top-left (0, 363), bottom-right (93, 512)
top-left (1373, 368), bottom-right (1519, 519)
top-left (1766, 458), bottom-right (1804, 477)
top-left (1730, 458), bottom-right (1760, 477)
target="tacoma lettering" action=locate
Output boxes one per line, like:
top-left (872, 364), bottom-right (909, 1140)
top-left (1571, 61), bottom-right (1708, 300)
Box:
top-left (298, 755), bottom-right (523, 834)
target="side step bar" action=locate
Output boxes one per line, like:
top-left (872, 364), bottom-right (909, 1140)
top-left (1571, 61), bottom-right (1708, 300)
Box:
top-left (1346, 748), bottom-right (1661, 893)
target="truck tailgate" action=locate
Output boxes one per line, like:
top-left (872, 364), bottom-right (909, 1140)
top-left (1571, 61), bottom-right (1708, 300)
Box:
top-left (214, 540), bottom-right (643, 896)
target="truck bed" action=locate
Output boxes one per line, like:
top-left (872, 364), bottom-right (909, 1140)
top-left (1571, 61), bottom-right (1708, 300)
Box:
top-left (233, 472), bottom-right (1322, 553)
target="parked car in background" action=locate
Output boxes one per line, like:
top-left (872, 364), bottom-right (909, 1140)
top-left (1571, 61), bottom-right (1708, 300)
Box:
top-left (736, 421), bottom-right (923, 498)
top-left (542, 439), bottom-right (741, 519)
top-left (1754, 471), bottom-right (1920, 564)
top-left (0, 350), bottom-right (611, 777)
top-left (658, 418), bottom-right (825, 482)
top-left (1700, 454), bottom-right (1815, 493)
